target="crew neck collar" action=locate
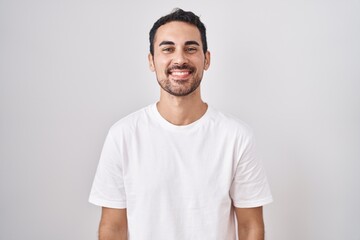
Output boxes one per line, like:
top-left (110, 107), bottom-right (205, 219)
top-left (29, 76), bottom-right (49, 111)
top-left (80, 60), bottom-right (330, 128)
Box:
top-left (149, 102), bottom-right (212, 132)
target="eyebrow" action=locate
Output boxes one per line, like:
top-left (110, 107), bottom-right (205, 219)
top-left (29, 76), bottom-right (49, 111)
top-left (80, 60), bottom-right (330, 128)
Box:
top-left (185, 41), bottom-right (200, 46)
top-left (159, 41), bottom-right (175, 46)
top-left (158, 40), bottom-right (200, 47)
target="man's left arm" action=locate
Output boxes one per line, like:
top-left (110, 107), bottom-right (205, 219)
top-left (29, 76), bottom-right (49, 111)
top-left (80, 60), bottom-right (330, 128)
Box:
top-left (235, 206), bottom-right (265, 240)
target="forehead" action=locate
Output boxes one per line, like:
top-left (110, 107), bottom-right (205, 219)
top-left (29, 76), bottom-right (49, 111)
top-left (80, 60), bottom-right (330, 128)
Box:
top-left (154, 21), bottom-right (202, 45)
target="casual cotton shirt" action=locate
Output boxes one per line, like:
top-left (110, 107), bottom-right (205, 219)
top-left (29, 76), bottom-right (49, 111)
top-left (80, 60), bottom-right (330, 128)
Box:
top-left (89, 103), bottom-right (273, 239)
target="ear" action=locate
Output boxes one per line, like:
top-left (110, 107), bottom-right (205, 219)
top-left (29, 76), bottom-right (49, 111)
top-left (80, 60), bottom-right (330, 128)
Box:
top-left (204, 51), bottom-right (211, 70)
top-left (148, 53), bottom-right (155, 72)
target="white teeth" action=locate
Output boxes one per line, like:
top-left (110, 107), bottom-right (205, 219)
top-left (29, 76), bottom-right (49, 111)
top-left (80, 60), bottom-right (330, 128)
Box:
top-left (171, 71), bottom-right (189, 76)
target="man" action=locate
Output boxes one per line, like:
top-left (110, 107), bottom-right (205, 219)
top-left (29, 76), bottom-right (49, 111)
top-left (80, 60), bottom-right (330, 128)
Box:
top-left (89, 8), bottom-right (272, 240)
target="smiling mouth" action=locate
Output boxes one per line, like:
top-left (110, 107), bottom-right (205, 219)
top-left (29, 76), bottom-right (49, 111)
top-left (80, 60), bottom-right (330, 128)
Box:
top-left (167, 65), bottom-right (194, 79)
top-left (168, 71), bottom-right (192, 81)
top-left (170, 70), bottom-right (191, 76)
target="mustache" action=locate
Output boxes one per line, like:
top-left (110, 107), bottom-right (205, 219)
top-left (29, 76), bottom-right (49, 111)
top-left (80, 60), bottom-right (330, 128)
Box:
top-left (167, 64), bottom-right (195, 74)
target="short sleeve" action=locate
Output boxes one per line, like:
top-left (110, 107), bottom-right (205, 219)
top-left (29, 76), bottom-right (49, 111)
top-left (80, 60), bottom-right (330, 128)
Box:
top-left (230, 130), bottom-right (273, 208)
top-left (88, 130), bottom-right (127, 208)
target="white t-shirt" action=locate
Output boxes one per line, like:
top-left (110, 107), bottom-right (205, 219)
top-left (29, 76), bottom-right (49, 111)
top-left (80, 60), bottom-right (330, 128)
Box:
top-left (89, 103), bottom-right (273, 240)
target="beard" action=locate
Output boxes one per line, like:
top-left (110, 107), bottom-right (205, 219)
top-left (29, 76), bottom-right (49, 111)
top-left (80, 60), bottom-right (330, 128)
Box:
top-left (156, 64), bottom-right (203, 97)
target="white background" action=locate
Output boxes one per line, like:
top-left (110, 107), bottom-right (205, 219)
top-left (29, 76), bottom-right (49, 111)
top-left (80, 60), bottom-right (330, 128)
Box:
top-left (1, 0), bottom-right (359, 239)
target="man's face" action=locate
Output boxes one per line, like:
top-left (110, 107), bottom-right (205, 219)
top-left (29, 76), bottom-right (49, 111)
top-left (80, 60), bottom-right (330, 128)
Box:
top-left (148, 21), bottom-right (210, 97)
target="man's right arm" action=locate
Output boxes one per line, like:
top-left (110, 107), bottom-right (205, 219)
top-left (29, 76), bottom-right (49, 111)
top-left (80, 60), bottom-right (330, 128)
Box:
top-left (99, 207), bottom-right (128, 240)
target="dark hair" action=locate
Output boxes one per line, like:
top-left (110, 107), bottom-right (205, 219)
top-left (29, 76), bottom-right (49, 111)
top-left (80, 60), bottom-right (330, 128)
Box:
top-left (149, 8), bottom-right (208, 55)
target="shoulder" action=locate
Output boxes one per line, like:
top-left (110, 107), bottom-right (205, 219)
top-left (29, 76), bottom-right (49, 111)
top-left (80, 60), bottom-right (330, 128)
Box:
top-left (209, 106), bottom-right (254, 138)
top-left (108, 104), bottom-right (153, 136)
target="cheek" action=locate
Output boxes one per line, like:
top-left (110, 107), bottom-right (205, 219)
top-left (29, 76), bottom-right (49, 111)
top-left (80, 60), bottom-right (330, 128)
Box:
top-left (158, 62), bottom-right (172, 74)
top-left (194, 60), bottom-right (206, 71)
top-left (154, 56), bottom-right (170, 67)
top-left (153, 62), bottom-right (168, 76)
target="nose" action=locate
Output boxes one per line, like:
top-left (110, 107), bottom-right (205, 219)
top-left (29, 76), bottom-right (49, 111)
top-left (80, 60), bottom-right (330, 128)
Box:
top-left (173, 49), bottom-right (188, 65)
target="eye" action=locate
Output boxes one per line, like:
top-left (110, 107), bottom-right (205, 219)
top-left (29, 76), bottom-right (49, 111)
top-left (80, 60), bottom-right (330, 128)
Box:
top-left (162, 47), bottom-right (175, 53)
top-left (186, 47), bottom-right (197, 53)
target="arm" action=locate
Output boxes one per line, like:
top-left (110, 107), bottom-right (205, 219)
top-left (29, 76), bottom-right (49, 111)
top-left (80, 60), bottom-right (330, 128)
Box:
top-left (235, 206), bottom-right (265, 240)
top-left (99, 207), bottom-right (128, 240)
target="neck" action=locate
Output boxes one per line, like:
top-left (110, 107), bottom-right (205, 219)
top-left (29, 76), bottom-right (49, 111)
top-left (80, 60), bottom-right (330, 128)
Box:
top-left (156, 88), bottom-right (208, 126)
